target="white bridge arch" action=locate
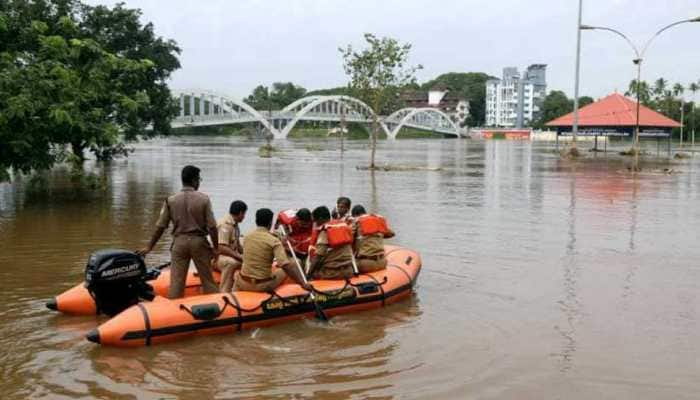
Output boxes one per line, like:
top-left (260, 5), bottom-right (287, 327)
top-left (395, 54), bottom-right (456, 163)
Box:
top-left (384, 107), bottom-right (461, 139)
top-left (171, 90), bottom-right (460, 139)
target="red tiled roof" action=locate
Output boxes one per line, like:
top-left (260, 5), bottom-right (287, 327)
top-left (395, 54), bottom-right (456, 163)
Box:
top-left (545, 93), bottom-right (681, 128)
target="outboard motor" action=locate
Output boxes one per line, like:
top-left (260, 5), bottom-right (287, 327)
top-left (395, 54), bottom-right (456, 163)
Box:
top-left (85, 249), bottom-right (157, 316)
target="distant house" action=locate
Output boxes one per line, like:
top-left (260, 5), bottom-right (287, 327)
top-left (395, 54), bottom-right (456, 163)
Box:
top-left (401, 85), bottom-right (470, 127)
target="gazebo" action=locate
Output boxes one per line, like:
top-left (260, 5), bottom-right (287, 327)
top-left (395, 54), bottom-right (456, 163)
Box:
top-left (546, 93), bottom-right (681, 153)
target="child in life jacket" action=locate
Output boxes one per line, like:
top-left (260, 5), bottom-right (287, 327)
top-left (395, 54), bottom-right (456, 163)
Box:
top-left (274, 208), bottom-right (313, 261)
top-left (351, 205), bottom-right (395, 273)
top-left (331, 196), bottom-right (352, 224)
top-left (307, 206), bottom-right (354, 280)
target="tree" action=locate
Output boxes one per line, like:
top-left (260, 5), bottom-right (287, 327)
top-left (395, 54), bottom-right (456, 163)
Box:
top-left (244, 82), bottom-right (307, 109)
top-left (535, 91), bottom-right (572, 129)
top-left (420, 72), bottom-right (493, 126)
top-left (340, 33), bottom-right (421, 168)
top-left (653, 78), bottom-right (668, 99)
top-left (579, 96), bottom-right (594, 108)
top-left (0, 0), bottom-right (180, 181)
top-left (625, 79), bottom-right (652, 105)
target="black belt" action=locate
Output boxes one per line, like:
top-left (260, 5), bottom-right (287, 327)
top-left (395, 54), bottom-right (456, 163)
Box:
top-left (238, 274), bottom-right (274, 284)
top-left (358, 254), bottom-right (384, 261)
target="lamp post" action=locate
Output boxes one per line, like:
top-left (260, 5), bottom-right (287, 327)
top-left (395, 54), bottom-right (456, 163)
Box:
top-left (571, 0), bottom-right (584, 152)
top-left (580, 16), bottom-right (700, 168)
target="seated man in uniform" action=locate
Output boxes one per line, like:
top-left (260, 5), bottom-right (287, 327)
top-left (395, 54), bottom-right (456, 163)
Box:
top-left (274, 208), bottom-right (313, 261)
top-left (351, 205), bottom-right (395, 273)
top-left (234, 208), bottom-right (310, 293)
top-left (215, 200), bottom-right (246, 292)
top-left (331, 196), bottom-right (352, 223)
top-left (307, 206), bottom-right (354, 280)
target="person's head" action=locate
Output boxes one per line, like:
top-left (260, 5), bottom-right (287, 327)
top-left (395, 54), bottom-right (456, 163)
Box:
top-left (181, 165), bottom-right (201, 189)
top-left (229, 200), bottom-right (248, 223)
top-left (351, 204), bottom-right (367, 217)
top-left (296, 208), bottom-right (312, 229)
top-left (336, 196), bottom-right (351, 217)
top-left (312, 206), bottom-right (331, 226)
top-left (255, 208), bottom-right (274, 229)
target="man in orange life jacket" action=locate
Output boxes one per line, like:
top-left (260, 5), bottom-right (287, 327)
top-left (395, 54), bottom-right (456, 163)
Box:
top-left (234, 208), bottom-right (310, 293)
top-left (214, 200), bottom-right (246, 292)
top-left (351, 205), bottom-right (395, 273)
top-left (307, 206), bottom-right (354, 280)
top-left (274, 208), bottom-right (313, 260)
top-left (331, 196), bottom-right (352, 223)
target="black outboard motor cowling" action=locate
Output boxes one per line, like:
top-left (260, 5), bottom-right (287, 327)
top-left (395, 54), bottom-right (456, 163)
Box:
top-left (85, 249), bottom-right (155, 316)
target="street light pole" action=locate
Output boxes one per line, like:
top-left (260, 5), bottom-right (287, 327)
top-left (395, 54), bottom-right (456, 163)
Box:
top-left (580, 17), bottom-right (700, 168)
top-left (571, 0), bottom-right (583, 151)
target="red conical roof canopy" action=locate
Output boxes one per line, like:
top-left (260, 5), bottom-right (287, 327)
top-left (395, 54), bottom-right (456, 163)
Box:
top-left (546, 93), bottom-right (681, 128)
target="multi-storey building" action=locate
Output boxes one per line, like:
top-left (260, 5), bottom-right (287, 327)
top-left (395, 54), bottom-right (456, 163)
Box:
top-left (485, 64), bottom-right (547, 128)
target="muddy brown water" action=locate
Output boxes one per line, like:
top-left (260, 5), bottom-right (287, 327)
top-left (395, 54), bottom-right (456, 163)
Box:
top-left (1, 137), bottom-right (699, 399)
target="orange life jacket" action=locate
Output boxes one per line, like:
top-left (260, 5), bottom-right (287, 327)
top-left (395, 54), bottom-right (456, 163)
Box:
top-left (276, 209), bottom-right (312, 254)
top-left (311, 220), bottom-right (353, 249)
top-left (357, 214), bottom-right (391, 237)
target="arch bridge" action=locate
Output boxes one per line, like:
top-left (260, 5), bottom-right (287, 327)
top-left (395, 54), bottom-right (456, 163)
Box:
top-left (171, 89), bottom-right (461, 139)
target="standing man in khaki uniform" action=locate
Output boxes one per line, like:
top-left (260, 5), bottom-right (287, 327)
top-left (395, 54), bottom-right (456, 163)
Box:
top-left (215, 200), bottom-right (247, 292)
top-left (234, 208), bottom-right (310, 292)
top-left (137, 165), bottom-right (220, 299)
top-left (351, 204), bottom-right (395, 273)
top-left (308, 206), bottom-right (354, 280)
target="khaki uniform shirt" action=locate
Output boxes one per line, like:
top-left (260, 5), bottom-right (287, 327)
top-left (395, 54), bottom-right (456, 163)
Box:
top-left (156, 186), bottom-right (216, 236)
top-left (241, 227), bottom-right (289, 280)
top-left (315, 230), bottom-right (353, 269)
top-left (217, 213), bottom-right (241, 253)
top-left (352, 222), bottom-right (385, 258)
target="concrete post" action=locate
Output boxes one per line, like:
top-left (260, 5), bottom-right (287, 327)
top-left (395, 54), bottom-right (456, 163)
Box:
top-left (179, 93), bottom-right (185, 117)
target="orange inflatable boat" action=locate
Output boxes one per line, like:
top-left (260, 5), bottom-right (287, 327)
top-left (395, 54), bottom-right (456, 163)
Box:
top-left (86, 245), bottom-right (421, 347)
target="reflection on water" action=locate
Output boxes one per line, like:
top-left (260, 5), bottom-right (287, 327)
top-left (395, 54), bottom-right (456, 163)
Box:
top-left (1, 137), bottom-right (700, 399)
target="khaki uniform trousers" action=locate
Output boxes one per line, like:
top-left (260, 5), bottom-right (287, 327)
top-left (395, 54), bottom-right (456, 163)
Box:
top-left (233, 269), bottom-right (287, 292)
top-left (169, 235), bottom-right (219, 299)
top-left (214, 255), bottom-right (242, 292)
top-left (358, 257), bottom-right (387, 273)
top-left (311, 263), bottom-right (354, 280)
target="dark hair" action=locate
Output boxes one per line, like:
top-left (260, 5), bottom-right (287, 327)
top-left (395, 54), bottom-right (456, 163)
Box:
top-left (181, 165), bottom-right (201, 186)
top-left (351, 204), bottom-right (366, 217)
top-left (296, 208), bottom-right (312, 222)
top-left (336, 196), bottom-right (351, 207)
top-left (312, 206), bottom-right (331, 223)
top-left (255, 208), bottom-right (274, 228)
top-left (229, 200), bottom-right (248, 215)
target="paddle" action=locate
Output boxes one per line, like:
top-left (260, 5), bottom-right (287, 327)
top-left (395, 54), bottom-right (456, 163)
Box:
top-left (277, 227), bottom-right (329, 322)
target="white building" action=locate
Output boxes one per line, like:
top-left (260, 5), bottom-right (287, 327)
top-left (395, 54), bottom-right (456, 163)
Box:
top-left (485, 65), bottom-right (547, 128)
top-left (402, 85), bottom-right (470, 127)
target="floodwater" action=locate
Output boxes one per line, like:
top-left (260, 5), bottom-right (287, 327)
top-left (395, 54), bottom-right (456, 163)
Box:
top-left (1, 136), bottom-right (699, 399)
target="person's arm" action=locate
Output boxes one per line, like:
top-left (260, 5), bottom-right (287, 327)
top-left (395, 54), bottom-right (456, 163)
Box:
top-left (219, 244), bottom-right (242, 262)
top-left (208, 226), bottom-right (219, 261)
top-left (274, 240), bottom-right (311, 290)
top-left (204, 199), bottom-right (219, 260)
top-left (307, 232), bottom-right (328, 276)
top-left (137, 200), bottom-right (169, 256)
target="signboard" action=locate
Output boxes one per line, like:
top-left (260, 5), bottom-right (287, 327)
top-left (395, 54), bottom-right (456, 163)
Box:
top-left (557, 126), bottom-right (671, 138)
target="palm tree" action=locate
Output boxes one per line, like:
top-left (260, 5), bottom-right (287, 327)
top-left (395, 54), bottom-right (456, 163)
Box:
top-left (690, 82), bottom-right (699, 148)
top-left (654, 78), bottom-right (668, 101)
top-left (674, 83), bottom-right (685, 147)
top-left (626, 79), bottom-right (651, 105)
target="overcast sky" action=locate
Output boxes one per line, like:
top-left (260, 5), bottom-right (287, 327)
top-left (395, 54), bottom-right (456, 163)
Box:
top-left (90, 0), bottom-right (700, 100)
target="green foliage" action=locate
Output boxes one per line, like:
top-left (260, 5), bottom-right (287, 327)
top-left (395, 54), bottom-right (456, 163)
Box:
top-left (579, 96), bottom-right (594, 108)
top-left (340, 33), bottom-right (421, 167)
top-left (244, 82), bottom-right (307, 109)
top-left (0, 0), bottom-right (180, 181)
top-left (420, 72), bottom-right (493, 126)
top-left (535, 91), bottom-right (573, 129)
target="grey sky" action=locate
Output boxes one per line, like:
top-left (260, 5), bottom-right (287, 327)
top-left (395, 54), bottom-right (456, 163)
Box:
top-left (92, 0), bottom-right (700, 101)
